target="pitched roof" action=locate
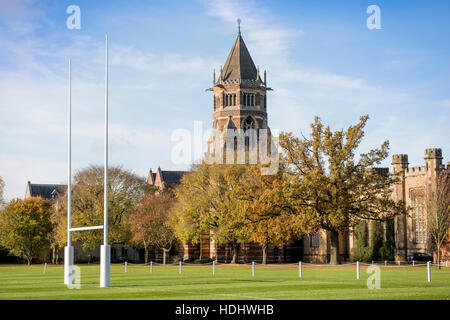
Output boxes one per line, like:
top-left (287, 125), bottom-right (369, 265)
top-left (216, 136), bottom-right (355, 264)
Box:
top-left (26, 182), bottom-right (66, 200)
top-left (219, 31), bottom-right (259, 84)
top-left (161, 170), bottom-right (187, 184)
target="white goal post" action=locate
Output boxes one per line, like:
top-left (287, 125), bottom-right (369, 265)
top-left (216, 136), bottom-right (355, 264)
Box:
top-left (64, 34), bottom-right (110, 288)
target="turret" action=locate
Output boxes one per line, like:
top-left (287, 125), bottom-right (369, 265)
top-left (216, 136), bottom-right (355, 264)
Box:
top-left (424, 148), bottom-right (443, 172)
top-left (391, 154), bottom-right (408, 174)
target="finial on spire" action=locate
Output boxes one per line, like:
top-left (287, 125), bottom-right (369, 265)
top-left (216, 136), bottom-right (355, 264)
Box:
top-left (213, 68), bottom-right (216, 84)
top-left (237, 18), bottom-right (241, 34)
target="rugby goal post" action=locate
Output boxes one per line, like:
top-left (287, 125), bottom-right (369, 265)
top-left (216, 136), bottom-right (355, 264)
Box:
top-left (64, 34), bottom-right (111, 288)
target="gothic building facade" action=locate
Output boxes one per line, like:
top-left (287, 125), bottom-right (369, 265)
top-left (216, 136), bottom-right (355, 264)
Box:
top-left (149, 29), bottom-right (449, 264)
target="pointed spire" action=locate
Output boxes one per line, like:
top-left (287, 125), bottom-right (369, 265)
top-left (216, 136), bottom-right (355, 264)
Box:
top-left (264, 70), bottom-right (267, 85)
top-left (257, 65), bottom-right (260, 80)
top-left (213, 69), bottom-right (216, 85)
top-left (237, 18), bottom-right (241, 34)
top-left (220, 29), bottom-right (258, 82)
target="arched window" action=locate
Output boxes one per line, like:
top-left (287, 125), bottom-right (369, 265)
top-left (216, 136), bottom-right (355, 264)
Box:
top-left (243, 117), bottom-right (255, 131)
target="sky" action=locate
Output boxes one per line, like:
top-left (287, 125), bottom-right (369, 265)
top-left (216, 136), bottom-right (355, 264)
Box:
top-left (0, 0), bottom-right (449, 200)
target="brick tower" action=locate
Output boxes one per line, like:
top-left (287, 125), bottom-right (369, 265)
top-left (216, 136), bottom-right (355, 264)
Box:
top-left (207, 27), bottom-right (272, 162)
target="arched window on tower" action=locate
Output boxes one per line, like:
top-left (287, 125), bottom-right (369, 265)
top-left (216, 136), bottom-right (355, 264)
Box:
top-left (243, 117), bottom-right (255, 131)
top-left (243, 117), bottom-right (256, 157)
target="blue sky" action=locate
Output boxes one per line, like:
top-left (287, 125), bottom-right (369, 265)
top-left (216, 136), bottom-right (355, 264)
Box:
top-left (0, 0), bottom-right (449, 200)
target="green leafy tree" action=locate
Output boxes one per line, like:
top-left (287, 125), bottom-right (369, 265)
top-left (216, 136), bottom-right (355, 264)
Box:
top-left (0, 197), bottom-right (53, 265)
top-left (49, 199), bottom-right (67, 264)
top-left (352, 221), bottom-right (370, 262)
top-left (55, 165), bottom-right (150, 257)
top-left (170, 163), bottom-right (250, 263)
top-left (279, 115), bottom-right (406, 264)
top-left (379, 219), bottom-right (395, 261)
top-left (0, 176), bottom-right (5, 210)
top-left (234, 164), bottom-right (300, 264)
top-left (368, 221), bottom-right (383, 261)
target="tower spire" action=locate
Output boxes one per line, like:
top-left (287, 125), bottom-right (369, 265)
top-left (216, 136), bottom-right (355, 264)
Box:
top-left (237, 18), bottom-right (241, 34)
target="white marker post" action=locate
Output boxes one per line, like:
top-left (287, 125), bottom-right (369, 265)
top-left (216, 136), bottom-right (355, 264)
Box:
top-left (44, 262), bottom-right (47, 274)
top-left (252, 261), bottom-right (255, 277)
top-left (427, 261), bottom-right (431, 282)
top-left (125, 261), bottom-right (127, 273)
top-left (150, 261), bottom-right (153, 273)
top-left (179, 261), bottom-right (182, 274)
top-left (213, 260), bottom-right (216, 275)
top-left (299, 261), bottom-right (302, 278)
top-left (100, 33), bottom-right (111, 288)
top-left (356, 261), bottom-right (360, 279)
top-left (64, 57), bottom-right (74, 286)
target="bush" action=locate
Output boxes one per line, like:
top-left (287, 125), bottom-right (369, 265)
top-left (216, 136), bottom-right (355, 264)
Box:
top-left (368, 221), bottom-right (383, 261)
top-left (379, 219), bottom-right (395, 261)
top-left (352, 221), bottom-right (370, 262)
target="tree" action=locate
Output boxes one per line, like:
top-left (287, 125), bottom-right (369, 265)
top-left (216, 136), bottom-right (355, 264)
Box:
top-left (248, 215), bottom-right (297, 264)
top-left (379, 219), bottom-right (395, 261)
top-left (352, 221), bottom-right (370, 262)
top-left (0, 197), bottom-right (53, 265)
top-left (54, 165), bottom-right (151, 256)
top-left (49, 200), bottom-right (67, 264)
top-left (279, 115), bottom-right (406, 264)
top-left (128, 192), bottom-right (177, 264)
top-left (170, 163), bottom-right (250, 263)
top-left (233, 164), bottom-right (300, 264)
top-left (368, 221), bottom-right (383, 261)
top-left (0, 176), bottom-right (5, 210)
top-left (425, 171), bottom-right (450, 269)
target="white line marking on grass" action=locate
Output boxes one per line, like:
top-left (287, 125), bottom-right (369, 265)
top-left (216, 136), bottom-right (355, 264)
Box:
top-left (216, 293), bottom-right (276, 300)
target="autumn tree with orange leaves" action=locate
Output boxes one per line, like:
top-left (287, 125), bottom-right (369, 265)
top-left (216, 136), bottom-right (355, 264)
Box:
top-left (128, 192), bottom-right (177, 264)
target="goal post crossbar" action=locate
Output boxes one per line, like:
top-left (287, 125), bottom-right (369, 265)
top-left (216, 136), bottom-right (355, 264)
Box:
top-left (69, 225), bottom-right (104, 232)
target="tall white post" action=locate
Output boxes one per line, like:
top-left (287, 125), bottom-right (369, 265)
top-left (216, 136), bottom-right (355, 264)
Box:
top-left (179, 261), bottom-right (182, 274)
top-left (252, 261), bottom-right (255, 277)
top-left (427, 261), bottom-right (431, 282)
top-left (356, 261), bottom-right (360, 279)
top-left (150, 261), bottom-right (153, 273)
top-left (100, 34), bottom-right (111, 288)
top-left (213, 260), bottom-right (216, 275)
top-left (299, 261), bottom-right (302, 278)
top-left (64, 57), bottom-right (74, 286)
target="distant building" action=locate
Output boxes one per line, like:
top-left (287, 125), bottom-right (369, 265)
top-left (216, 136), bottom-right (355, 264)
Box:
top-left (147, 167), bottom-right (187, 191)
top-left (25, 181), bottom-right (66, 200)
top-left (301, 148), bottom-right (450, 263)
top-left (391, 148), bottom-right (450, 262)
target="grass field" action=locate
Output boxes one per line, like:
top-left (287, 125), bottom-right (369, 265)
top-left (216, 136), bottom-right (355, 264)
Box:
top-left (0, 263), bottom-right (448, 300)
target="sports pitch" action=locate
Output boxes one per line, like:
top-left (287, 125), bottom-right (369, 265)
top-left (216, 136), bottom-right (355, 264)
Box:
top-left (0, 263), bottom-right (448, 300)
